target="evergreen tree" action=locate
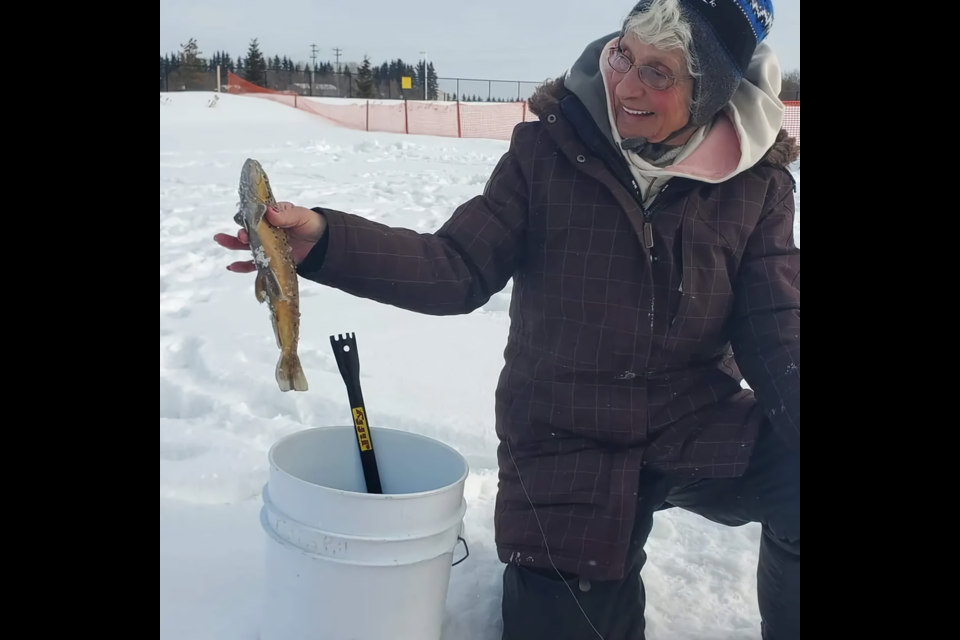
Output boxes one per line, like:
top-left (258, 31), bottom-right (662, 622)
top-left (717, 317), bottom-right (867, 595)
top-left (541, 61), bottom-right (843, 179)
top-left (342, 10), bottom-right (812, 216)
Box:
top-left (391, 59), bottom-right (415, 89)
top-left (356, 55), bottom-right (375, 99)
top-left (243, 39), bottom-right (267, 86)
top-left (415, 60), bottom-right (426, 97)
top-left (160, 56), bottom-right (169, 91)
top-left (158, 46), bottom-right (444, 95)
top-left (373, 62), bottom-right (386, 96)
top-left (427, 62), bottom-right (439, 100)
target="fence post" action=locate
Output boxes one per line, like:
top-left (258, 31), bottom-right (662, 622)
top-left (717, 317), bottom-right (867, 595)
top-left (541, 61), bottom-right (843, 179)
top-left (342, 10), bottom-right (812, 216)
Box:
top-left (404, 98), bottom-right (409, 135)
top-left (457, 101), bottom-right (462, 138)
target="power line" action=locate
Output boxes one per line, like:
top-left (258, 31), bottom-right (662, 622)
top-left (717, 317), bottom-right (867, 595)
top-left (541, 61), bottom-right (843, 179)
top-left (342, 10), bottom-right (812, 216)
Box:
top-left (310, 44), bottom-right (319, 97)
top-left (333, 47), bottom-right (343, 96)
top-left (333, 47), bottom-right (343, 74)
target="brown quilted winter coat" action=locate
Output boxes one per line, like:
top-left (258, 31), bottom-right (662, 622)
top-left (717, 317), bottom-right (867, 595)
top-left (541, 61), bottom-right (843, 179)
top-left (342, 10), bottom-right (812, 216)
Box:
top-left (298, 76), bottom-right (801, 582)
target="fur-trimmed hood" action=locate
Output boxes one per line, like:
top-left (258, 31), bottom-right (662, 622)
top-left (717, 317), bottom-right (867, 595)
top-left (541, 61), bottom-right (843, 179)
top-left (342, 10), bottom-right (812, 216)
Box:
top-left (529, 38), bottom-right (800, 179)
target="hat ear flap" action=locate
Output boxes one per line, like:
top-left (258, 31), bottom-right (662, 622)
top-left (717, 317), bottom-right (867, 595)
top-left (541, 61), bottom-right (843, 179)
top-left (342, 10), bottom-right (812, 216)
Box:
top-left (684, 11), bottom-right (744, 127)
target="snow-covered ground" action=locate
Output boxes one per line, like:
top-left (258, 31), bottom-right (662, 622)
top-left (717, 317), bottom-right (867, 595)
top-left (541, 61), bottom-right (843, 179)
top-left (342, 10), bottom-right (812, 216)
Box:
top-left (160, 92), bottom-right (800, 640)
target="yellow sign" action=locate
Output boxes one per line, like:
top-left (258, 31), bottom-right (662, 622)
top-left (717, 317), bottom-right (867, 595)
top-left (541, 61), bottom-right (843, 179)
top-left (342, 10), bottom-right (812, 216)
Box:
top-left (401, 76), bottom-right (413, 90)
top-left (353, 407), bottom-right (372, 451)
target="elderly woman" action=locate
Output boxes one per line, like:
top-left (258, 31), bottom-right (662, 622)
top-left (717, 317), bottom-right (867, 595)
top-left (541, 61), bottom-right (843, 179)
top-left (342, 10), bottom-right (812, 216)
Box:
top-left (217, 0), bottom-right (799, 637)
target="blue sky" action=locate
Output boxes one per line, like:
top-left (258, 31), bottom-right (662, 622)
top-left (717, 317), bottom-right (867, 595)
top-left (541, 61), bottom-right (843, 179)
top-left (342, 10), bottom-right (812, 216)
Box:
top-left (160, 0), bottom-right (801, 82)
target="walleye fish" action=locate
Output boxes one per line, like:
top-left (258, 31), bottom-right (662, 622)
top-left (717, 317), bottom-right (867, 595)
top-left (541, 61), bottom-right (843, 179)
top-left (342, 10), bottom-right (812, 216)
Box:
top-left (234, 158), bottom-right (309, 392)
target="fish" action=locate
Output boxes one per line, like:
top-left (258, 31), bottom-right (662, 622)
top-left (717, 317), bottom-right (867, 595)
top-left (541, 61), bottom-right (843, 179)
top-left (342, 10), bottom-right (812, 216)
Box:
top-left (234, 158), bottom-right (309, 392)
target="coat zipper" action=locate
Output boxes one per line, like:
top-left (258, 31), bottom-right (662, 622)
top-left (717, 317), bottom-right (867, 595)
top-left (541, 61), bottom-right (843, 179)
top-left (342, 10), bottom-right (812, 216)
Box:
top-left (630, 180), bottom-right (672, 250)
top-left (561, 104), bottom-right (674, 251)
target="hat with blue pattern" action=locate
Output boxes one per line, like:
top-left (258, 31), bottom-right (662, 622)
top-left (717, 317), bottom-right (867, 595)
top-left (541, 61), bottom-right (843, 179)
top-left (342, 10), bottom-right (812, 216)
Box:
top-left (627, 0), bottom-right (776, 127)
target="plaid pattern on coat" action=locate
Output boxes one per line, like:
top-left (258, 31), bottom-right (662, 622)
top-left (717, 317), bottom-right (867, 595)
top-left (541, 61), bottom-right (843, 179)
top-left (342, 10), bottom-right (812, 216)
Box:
top-left (298, 77), bottom-right (801, 582)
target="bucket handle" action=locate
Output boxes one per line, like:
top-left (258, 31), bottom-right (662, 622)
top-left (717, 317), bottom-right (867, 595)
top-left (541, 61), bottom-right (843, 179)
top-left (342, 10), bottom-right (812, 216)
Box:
top-left (452, 536), bottom-right (470, 567)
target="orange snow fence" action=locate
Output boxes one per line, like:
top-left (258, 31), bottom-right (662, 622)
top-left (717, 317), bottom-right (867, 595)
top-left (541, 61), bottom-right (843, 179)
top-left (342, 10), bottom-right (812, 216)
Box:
top-left (227, 72), bottom-right (800, 147)
top-left (781, 101), bottom-right (800, 147)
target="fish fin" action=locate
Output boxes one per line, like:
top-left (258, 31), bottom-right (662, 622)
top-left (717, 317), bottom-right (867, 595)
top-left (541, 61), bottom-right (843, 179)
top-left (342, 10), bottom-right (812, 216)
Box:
top-left (252, 203), bottom-right (268, 228)
top-left (254, 272), bottom-right (269, 304)
top-left (277, 353), bottom-right (309, 393)
top-left (257, 267), bottom-right (284, 300)
top-left (269, 310), bottom-right (282, 349)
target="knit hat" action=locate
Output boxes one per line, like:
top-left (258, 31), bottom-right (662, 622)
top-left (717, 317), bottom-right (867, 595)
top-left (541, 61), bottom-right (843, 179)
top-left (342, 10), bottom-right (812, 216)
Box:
top-left (625, 0), bottom-right (775, 129)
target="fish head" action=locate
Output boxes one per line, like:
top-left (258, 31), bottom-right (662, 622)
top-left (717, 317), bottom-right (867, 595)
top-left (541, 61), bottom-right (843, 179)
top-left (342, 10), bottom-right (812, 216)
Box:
top-left (237, 159), bottom-right (277, 229)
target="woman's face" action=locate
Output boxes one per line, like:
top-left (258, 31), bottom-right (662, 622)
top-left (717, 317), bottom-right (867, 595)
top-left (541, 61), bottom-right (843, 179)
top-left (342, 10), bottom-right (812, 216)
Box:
top-left (605, 32), bottom-right (694, 143)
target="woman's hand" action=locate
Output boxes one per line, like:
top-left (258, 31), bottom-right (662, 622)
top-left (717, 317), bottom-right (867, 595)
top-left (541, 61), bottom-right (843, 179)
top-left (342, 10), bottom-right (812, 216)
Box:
top-left (215, 203), bottom-right (327, 273)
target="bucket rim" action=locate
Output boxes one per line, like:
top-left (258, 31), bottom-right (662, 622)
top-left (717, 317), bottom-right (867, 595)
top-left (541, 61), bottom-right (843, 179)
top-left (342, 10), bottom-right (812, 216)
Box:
top-left (268, 425), bottom-right (471, 500)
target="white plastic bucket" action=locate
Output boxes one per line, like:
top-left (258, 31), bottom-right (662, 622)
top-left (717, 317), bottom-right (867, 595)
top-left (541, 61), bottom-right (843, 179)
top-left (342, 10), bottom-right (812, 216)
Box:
top-left (259, 425), bottom-right (471, 640)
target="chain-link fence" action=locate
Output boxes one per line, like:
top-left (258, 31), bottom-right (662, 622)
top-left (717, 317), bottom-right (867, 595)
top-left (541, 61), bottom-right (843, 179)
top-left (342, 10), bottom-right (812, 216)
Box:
top-left (160, 62), bottom-right (801, 107)
top-left (160, 63), bottom-right (546, 102)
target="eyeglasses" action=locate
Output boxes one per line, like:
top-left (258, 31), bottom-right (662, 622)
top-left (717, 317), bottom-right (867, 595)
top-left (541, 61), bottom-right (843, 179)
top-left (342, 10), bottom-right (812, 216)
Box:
top-left (608, 45), bottom-right (682, 91)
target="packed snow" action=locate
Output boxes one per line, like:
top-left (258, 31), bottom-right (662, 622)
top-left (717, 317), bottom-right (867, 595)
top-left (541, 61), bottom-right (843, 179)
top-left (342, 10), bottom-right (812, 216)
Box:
top-left (159, 92), bottom-right (800, 640)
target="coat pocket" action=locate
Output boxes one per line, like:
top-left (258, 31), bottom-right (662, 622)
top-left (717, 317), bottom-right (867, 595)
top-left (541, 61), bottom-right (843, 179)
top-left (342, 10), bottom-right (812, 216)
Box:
top-left (500, 380), bottom-right (615, 508)
top-left (498, 449), bottom-right (613, 508)
top-left (665, 217), bottom-right (736, 348)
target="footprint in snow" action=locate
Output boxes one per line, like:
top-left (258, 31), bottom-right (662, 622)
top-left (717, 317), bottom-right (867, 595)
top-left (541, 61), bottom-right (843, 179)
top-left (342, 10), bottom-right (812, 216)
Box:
top-left (159, 378), bottom-right (218, 420)
top-left (159, 441), bottom-right (211, 462)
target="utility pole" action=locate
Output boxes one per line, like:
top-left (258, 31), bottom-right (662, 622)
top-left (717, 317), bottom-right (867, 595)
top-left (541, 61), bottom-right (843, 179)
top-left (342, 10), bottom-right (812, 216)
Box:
top-left (333, 47), bottom-right (343, 98)
top-left (310, 44), bottom-right (318, 97)
top-left (333, 47), bottom-right (342, 74)
top-left (333, 47), bottom-right (343, 97)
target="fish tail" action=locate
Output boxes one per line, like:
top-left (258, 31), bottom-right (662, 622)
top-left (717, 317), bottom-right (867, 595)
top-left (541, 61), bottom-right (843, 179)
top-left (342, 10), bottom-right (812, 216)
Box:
top-left (277, 352), bottom-right (309, 393)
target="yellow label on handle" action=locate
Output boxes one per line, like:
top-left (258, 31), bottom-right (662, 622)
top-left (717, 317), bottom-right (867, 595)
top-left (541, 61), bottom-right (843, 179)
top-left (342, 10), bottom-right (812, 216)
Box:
top-left (352, 407), bottom-right (373, 452)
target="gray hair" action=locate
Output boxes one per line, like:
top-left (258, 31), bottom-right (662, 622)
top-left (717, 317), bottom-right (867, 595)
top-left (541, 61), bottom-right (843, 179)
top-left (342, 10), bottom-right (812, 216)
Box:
top-left (622, 0), bottom-right (701, 90)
